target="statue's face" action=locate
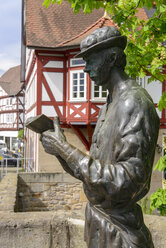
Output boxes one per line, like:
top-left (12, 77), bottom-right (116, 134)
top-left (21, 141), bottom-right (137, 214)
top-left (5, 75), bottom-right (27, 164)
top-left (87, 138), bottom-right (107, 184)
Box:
top-left (83, 50), bottom-right (113, 87)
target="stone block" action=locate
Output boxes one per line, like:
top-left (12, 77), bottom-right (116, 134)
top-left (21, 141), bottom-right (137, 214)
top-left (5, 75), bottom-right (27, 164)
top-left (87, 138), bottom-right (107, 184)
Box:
top-left (144, 214), bottom-right (166, 248)
top-left (80, 190), bottom-right (87, 202)
top-left (29, 183), bottom-right (44, 193)
top-left (18, 173), bottom-right (63, 183)
top-left (62, 173), bottom-right (80, 183)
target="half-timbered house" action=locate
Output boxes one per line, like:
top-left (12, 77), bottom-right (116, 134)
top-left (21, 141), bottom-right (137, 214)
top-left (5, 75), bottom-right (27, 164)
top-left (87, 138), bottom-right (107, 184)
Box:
top-left (22, 0), bottom-right (165, 177)
top-left (0, 65), bottom-right (24, 150)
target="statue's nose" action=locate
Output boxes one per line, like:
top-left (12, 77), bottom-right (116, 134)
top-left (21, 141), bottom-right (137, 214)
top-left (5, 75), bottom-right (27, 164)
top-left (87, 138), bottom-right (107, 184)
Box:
top-left (83, 66), bottom-right (90, 73)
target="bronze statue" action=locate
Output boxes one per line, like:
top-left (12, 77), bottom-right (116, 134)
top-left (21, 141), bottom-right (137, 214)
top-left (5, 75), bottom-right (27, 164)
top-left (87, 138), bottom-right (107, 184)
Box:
top-left (40, 26), bottom-right (159, 248)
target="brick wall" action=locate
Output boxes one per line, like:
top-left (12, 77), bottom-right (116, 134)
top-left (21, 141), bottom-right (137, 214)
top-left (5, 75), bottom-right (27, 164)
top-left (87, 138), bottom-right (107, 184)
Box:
top-left (16, 173), bottom-right (87, 212)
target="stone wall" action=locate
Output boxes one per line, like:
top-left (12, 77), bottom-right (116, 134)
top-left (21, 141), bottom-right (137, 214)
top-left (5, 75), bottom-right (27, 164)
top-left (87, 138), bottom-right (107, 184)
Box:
top-left (16, 173), bottom-right (87, 212)
top-left (0, 173), bottom-right (17, 212)
top-left (0, 211), bottom-right (87, 248)
top-left (0, 211), bottom-right (165, 248)
top-left (0, 173), bottom-right (165, 248)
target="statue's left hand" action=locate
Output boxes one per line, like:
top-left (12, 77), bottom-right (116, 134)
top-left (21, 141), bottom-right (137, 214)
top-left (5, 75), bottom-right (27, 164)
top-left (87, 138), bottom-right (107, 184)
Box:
top-left (40, 117), bottom-right (66, 156)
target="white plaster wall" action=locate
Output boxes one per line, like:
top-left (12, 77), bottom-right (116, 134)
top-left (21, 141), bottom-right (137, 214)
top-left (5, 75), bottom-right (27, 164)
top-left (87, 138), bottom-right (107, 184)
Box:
top-left (25, 107), bottom-right (36, 121)
top-left (25, 48), bottom-right (35, 79)
top-left (43, 72), bottom-right (63, 101)
top-left (25, 73), bottom-right (37, 110)
top-left (0, 131), bottom-right (19, 137)
top-left (0, 86), bottom-right (7, 97)
top-left (42, 83), bottom-right (50, 101)
top-left (144, 77), bottom-right (162, 104)
top-left (44, 61), bottom-right (64, 68)
top-left (41, 105), bottom-right (57, 117)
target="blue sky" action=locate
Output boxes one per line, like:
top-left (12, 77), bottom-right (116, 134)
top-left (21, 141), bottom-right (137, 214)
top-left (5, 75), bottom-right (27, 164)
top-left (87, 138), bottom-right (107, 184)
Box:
top-left (0, 1), bottom-right (21, 77)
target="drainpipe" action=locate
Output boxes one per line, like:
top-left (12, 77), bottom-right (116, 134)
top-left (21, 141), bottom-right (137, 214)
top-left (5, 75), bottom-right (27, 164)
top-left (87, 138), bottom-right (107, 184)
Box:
top-left (21, 0), bottom-right (26, 83)
top-left (21, 0), bottom-right (27, 170)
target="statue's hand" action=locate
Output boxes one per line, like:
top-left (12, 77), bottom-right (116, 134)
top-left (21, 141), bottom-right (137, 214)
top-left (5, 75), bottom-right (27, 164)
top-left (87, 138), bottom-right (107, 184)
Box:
top-left (40, 117), bottom-right (66, 156)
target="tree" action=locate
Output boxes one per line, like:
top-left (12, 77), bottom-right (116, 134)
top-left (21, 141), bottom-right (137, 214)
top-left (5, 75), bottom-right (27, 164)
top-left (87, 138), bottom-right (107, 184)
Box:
top-left (43, 0), bottom-right (166, 109)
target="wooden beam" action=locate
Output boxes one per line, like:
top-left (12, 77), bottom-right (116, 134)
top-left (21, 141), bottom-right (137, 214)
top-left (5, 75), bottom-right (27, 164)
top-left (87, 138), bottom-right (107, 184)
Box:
top-left (87, 124), bottom-right (93, 148)
top-left (70, 124), bottom-right (90, 151)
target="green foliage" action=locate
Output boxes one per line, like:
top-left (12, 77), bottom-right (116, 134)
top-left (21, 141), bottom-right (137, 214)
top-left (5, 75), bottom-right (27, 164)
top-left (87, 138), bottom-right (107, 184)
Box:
top-left (18, 129), bottom-right (24, 140)
top-left (150, 155), bottom-right (166, 216)
top-left (158, 91), bottom-right (166, 111)
top-left (150, 188), bottom-right (166, 216)
top-left (42, 0), bottom-right (166, 108)
top-left (153, 154), bottom-right (166, 171)
top-left (139, 197), bottom-right (152, 215)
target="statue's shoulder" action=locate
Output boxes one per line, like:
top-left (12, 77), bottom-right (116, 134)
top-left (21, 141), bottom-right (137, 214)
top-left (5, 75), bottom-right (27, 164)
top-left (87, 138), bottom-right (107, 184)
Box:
top-left (118, 79), bottom-right (157, 118)
top-left (121, 79), bottom-right (153, 106)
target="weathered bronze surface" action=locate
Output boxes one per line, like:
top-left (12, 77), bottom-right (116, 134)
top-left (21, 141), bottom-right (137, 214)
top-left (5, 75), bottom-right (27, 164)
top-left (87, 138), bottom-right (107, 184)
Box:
top-left (41, 26), bottom-right (159, 248)
top-left (26, 114), bottom-right (54, 133)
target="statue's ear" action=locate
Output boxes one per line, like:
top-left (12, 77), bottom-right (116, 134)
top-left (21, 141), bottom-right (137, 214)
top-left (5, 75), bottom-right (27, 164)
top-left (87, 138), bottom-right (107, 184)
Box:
top-left (109, 52), bottom-right (117, 67)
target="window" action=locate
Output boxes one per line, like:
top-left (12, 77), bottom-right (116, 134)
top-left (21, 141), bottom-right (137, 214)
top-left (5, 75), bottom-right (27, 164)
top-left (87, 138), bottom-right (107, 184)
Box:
top-left (70, 58), bottom-right (85, 67)
top-left (70, 70), bottom-right (87, 101)
top-left (136, 77), bottom-right (146, 87)
top-left (6, 98), bottom-right (10, 105)
top-left (91, 81), bottom-right (108, 101)
top-left (6, 113), bottom-right (14, 123)
top-left (12, 137), bottom-right (17, 150)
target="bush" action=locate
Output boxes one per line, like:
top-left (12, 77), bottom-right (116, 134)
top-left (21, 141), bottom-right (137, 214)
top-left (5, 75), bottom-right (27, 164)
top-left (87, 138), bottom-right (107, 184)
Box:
top-left (150, 188), bottom-right (166, 216)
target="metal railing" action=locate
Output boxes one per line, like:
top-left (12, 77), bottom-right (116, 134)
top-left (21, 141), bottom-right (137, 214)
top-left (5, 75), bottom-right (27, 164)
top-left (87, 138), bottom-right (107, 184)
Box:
top-left (0, 157), bottom-right (34, 181)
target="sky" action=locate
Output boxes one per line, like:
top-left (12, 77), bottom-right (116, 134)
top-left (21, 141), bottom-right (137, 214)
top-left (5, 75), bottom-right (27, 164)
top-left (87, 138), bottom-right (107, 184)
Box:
top-left (0, 1), bottom-right (21, 77)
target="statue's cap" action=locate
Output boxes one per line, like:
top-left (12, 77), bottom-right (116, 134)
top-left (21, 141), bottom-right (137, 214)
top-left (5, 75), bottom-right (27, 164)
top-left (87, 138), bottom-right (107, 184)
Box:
top-left (75, 26), bottom-right (127, 58)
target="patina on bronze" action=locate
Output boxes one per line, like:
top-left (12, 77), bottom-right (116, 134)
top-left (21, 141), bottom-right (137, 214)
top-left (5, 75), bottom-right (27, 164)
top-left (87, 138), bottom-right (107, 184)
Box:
top-left (41, 26), bottom-right (159, 248)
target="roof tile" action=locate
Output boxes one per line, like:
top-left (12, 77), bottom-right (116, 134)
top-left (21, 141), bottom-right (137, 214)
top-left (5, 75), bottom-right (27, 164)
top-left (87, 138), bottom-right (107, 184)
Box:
top-left (25, 0), bottom-right (148, 49)
top-left (0, 65), bottom-right (23, 96)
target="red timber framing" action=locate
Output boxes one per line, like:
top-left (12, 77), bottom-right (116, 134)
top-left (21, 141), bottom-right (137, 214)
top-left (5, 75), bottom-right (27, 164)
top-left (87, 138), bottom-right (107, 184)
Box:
top-left (27, 49), bottom-right (101, 151)
top-left (17, 92), bottom-right (24, 129)
top-left (26, 48), bottom-right (166, 151)
top-left (36, 51), bottom-right (67, 122)
top-left (25, 50), bottom-right (37, 118)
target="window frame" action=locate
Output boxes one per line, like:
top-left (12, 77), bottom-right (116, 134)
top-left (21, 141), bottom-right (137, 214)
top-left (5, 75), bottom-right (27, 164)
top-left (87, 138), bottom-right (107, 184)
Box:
top-left (70, 70), bottom-right (87, 102)
top-left (70, 58), bottom-right (85, 67)
top-left (6, 113), bottom-right (14, 123)
top-left (91, 81), bottom-right (108, 102)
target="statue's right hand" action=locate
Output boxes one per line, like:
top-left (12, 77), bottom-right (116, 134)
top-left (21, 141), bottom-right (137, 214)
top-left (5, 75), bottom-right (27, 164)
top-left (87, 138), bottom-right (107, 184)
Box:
top-left (40, 117), bottom-right (67, 156)
top-left (53, 116), bottom-right (66, 143)
top-left (40, 130), bottom-right (60, 156)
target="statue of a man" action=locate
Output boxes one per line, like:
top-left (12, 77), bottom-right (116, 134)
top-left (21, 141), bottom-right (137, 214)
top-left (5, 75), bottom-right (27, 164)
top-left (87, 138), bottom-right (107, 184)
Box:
top-left (41, 27), bottom-right (159, 248)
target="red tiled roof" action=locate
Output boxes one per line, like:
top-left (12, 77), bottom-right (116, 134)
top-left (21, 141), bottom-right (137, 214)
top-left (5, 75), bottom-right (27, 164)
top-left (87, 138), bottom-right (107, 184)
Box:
top-left (0, 65), bottom-right (23, 96)
top-left (26, 0), bottom-right (104, 48)
top-left (57, 16), bottom-right (118, 47)
top-left (136, 8), bottom-right (148, 21)
top-left (25, 0), bottom-right (148, 49)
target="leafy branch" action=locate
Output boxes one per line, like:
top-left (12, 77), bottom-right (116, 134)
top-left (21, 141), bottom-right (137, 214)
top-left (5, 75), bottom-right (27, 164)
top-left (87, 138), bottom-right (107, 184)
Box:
top-left (42, 0), bottom-right (166, 111)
